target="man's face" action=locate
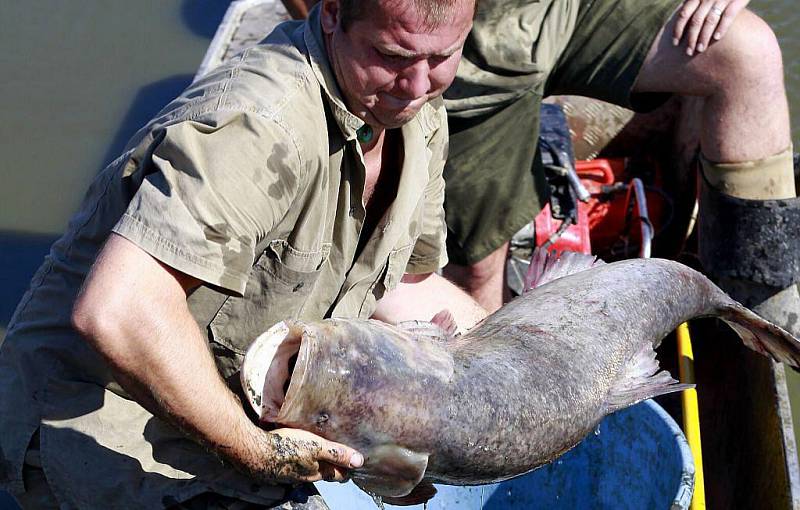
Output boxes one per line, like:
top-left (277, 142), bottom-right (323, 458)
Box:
top-left (322, 0), bottom-right (473, 130)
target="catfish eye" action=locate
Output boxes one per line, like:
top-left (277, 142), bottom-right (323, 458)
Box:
top-left (316, 412), bottom-right (329, 427)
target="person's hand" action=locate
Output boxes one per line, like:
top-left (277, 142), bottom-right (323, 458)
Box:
top-left (672, 0), bottom-right (749, 56)
top-left (244, 427), bottom-right (364, 484)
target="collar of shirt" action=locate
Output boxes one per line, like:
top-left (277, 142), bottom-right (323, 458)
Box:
top-left (303, 5), bottom-right (364, 141)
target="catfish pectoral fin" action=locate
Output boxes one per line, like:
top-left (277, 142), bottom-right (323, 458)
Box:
top-left (397, 319), bottom-right (456, 343)
top-left (383, 481), bottom-right (437, 506)
top-left (720, 303), bottom-right (800, 368)
top-left (352, 445), bottom-right (429, 498)
top-left (603, 342), bottom-right (693, 415)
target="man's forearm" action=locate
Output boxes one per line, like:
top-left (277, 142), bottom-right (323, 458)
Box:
top-left (72, 234), bottom-right (362, 483)
top-left (95, 310), bottom-right (254, 456)
top-left (72, 235), bottom-right (263, 472)
top-left (85, 310), bottom-right (315, 481)
top-left (372, 272), bottom-right (488, 332)
top-left (77, 301), bottom-right (358, 482)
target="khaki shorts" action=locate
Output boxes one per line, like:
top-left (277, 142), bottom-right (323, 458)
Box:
top-left (444, 0), bottom-right (682, 265)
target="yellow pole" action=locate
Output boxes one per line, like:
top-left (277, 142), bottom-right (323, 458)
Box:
top-left (677, 322), bottom-right (706, 509)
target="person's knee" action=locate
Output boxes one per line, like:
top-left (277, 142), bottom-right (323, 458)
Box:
top-left (712, 11), bottom-right (783, 90)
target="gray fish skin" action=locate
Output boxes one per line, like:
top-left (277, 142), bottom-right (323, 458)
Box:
top-left (252, 257), bottom-right (800, 498)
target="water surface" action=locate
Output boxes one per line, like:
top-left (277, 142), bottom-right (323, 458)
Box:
top-left (0, 1), bottom-right (231, 333)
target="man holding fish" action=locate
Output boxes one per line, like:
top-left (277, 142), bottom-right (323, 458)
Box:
top-left (0, 0), bottom-right (486, 507)
top-left (287, 0), bottom-right (800, 362)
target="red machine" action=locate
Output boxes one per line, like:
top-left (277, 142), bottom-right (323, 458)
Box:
top-left (534, 157), bottom-right (669, 259)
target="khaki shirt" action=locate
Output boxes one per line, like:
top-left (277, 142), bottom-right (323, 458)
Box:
top-left (0, 8), bottom-right (448, 508)
top-left (444, 0), bottom-right (580, 118)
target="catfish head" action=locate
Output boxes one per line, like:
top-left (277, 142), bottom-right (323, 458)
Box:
top-left (240, 318), bottom-right (454, 498)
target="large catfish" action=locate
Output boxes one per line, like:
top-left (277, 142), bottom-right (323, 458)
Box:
top-left (240, 251), bottom-right (800, 501)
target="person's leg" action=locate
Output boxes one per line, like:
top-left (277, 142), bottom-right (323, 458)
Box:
top-left (635, 9), bottom-right (800, 334)
top-left (442, 91), bottom-right (548, 313)
top-left (634, 9), bottom-right (792, 169)
top-left (442, 242), bottom-right (510, 313)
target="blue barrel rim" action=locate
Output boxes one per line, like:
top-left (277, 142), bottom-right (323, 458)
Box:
top-left (642, 399), bottom-right (695, 510)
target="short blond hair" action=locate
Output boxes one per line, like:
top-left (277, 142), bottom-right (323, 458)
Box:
top-left (340, 0), bottom-right (476, 31)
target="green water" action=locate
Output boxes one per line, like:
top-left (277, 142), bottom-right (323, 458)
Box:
top-left (0, 1), bottom-right (228, 235)
top-left (0, 1), bottom-right (230, 331)
top-left (0, 0), bottom-right (799, 468)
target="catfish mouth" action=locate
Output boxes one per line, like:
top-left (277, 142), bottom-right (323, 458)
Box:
top-left (240, 321), bottom-right (311, 424)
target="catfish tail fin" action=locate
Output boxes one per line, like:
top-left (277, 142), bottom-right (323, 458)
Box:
top-left (719, 303), bottom-right (800, 369)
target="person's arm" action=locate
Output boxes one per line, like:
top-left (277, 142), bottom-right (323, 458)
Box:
top-left (372, 271), bottom-right (488, 333)
top-left (72, 233), bottom-right (363, 483)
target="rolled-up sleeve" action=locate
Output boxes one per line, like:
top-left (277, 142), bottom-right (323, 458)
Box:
top-left (113, 110), bottom-right (303, 295)
top-left (406, 104), bottom-right (450, 274)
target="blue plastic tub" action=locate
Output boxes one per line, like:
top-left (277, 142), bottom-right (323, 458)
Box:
top-left (315, 399), bottom-right (694, 509)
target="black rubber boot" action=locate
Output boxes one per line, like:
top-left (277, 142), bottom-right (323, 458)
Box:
top-left (698, 175), bottom-right (800, 337)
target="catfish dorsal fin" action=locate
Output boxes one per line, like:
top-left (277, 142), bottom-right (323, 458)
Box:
top-left (524, 248), bottom-right (605, 291)
top-left (603, 342), bottom-right (693, 415)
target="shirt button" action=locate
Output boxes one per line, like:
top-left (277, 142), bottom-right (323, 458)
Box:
top-left (349, 206), bottom-right (356, 217)
top-left (293, 282), bottom-right (304, 292)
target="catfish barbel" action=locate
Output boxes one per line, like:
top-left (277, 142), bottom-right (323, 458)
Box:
top-left (240, 251), bottom-right (800, 501)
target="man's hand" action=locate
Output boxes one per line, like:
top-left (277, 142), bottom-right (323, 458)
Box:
top-left (672, 0), bottom-right (749, 55)
top-left (243, 428), bottom-right (364, 484)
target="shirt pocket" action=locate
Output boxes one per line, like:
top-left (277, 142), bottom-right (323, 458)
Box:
top-left (358, 243), bottom-right (415, 317)
top-left (209, 239), bottom-right (330, 355)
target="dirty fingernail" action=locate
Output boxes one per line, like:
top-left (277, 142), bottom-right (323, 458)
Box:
top-left (350, 452), bottom-right (364, 467)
